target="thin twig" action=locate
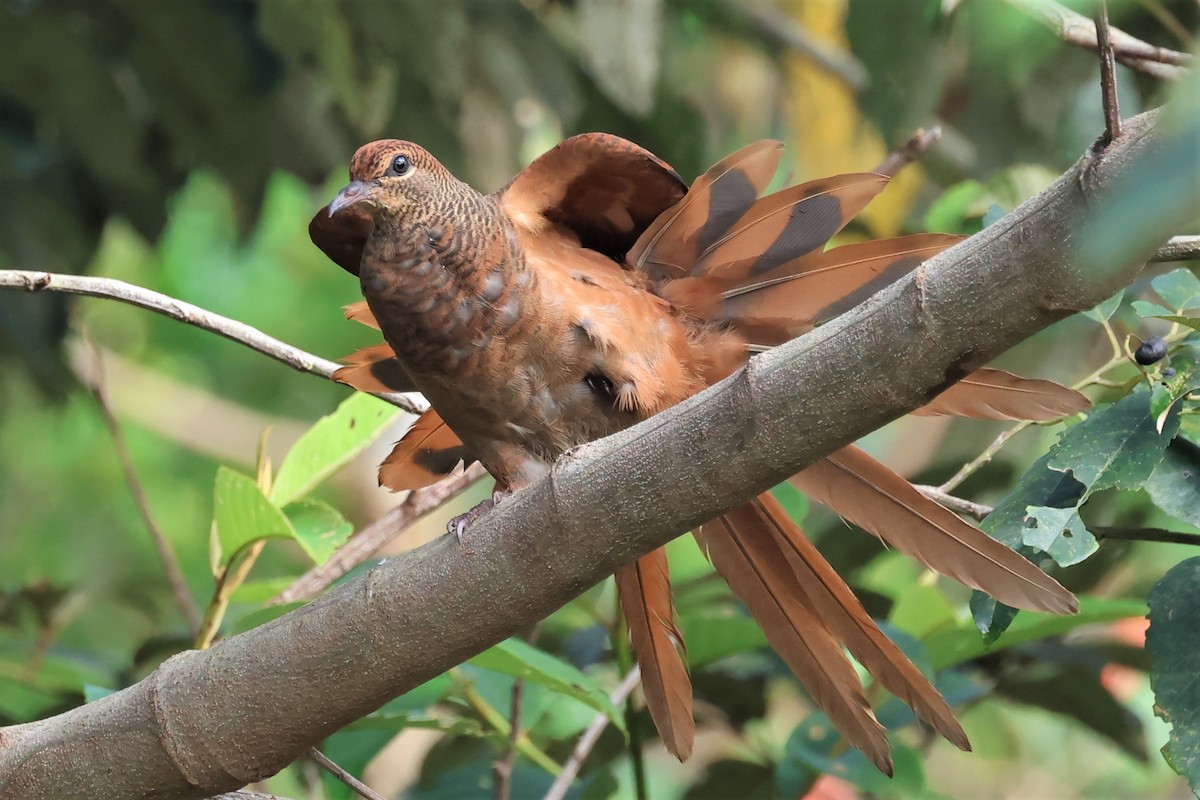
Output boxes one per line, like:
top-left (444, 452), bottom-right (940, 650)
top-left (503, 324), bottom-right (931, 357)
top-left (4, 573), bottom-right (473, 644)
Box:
top-left (457, 676), bottom-right (563, 775)
top-left (269, 462), bottom-right (489, 605)
top-left (542, 667), bottom-right (643, 800)
top-left (873, 127), bottom-right (943, 178)
top-left (937, 421), bottom-right (1033, 494)
top-left (494, 676), bottom-right (524, 800)
top-left (1095, 2), bottom-right (1122, 145)
top-left (1096, 527), bottom-right (1200, 546)
top-left (87, 345), bottom-right (204, 633)
top-left (1152, 235), bottom-right (1200, 262)
top-left (496, 623), bottom-right (541, 800)
top-left (916, 485), bottom-right (994, 520)
top-left (0, 269), bottom-right (426, 415)
top-left (735, 0), bottom-right (870, 89)
top-left (308, 747), bottom-right (388, 800)
top-left (213, 793), bottom-right (292, 800)
top-left (1003, 0), bottom-right (1189, 79)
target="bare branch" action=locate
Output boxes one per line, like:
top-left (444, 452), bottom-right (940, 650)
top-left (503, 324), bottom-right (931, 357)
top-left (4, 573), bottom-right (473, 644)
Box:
top-left (873, 127), bottom-right (943, 178)
top-left (307, 749), bottom-right (387, 800)
top-left (915, 486), bottom-right (993, 520)
top-left (0, 270), bottom-right (426, 416)
top-left (543, 668), bottom-right (642, 800)
top-left (1095, 2), bottom-right (1122, 144)
top-left (1152, 235), bottom-right (1200, 262)
top-left (269, 462), bottom-right (488, 606)
top-left (0, 110), bottom-right (1190, 800)
top-left (734, 0), bottom-right (870, 89)
top-left (1095, 527), bottom-right (1200, 546)
top-left (85, 342), bottom-right (204, 633)
top-left (1004, 0), bottom-right (1190, 79)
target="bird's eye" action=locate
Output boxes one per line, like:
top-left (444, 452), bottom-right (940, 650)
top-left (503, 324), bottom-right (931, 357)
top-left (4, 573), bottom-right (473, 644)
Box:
top-left (386, 154), bottom-right (412, 177)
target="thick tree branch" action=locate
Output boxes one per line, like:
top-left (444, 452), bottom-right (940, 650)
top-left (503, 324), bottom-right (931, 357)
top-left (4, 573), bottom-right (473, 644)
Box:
top-left (0, 270), bottom-right (426, 416)
top-left (0, 110), bottom-right (1192, 800)
top-left (1152, 235), bottom-right (1200, 262)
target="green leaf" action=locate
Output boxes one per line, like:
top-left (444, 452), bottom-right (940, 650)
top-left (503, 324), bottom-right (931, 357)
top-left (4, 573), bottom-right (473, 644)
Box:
top-left (1083, 290), bottom-right (1124, 323)
top-left (776, 713), bottom-right (925, 793)
top-left (468, 638), bottom-right (624, 732)
top-left (83, 684), bottom-right (115, 703)
top-left (1131, 299), bottom-right (1174, 318)
top-left (923, 180), bottom-right (984, 234)
top-left (976, 390), bottom-right (1179, 638)
top-left (1148, 557), bottom-right (1200, 792)
top-left (1021, 505), bottom-right (1097, 565)
top-left (680, 613), bottom-right (767, 668)
top-left (212, 467), bottom-right (297, 572)
top-left (1152, 268), bottom-right (1200, 312)
top-left (1146, 439), bottom-right (1200, 529)
top-left (346, 714), bottom-right (485, 735)
top-left (270, 393), bottom-right (401, 507)
top-left (284, 498), bottom-right (353, 564)
top-left (1132, 300), bottom-right (1200, 330)
top-left (1043, 389), bottom-right (1180, 492)
top-left (929, 596), bottom-right (1148, 670)
top-left (1150, 344), bottom-right (1200, 432)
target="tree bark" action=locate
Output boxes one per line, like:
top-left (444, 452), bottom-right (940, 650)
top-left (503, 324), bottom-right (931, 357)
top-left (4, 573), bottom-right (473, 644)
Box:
top-left (0, 109), bottom-right (1192, 800)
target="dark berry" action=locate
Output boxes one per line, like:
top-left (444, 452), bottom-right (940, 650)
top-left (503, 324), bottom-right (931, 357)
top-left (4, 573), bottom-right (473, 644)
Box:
top-left (1162, 367), bottom-right (1177, 379)
top-left (1135, 337), bottom-right (1168, 365)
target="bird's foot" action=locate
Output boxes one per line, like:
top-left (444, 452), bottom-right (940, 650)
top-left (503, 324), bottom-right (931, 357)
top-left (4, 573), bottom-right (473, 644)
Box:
top-left (447, 490), bottom-right (512, 544)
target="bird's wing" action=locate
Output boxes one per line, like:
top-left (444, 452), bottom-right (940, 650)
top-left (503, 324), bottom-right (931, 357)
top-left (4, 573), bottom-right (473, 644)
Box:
top-left (498, 133), bottom-right (687, 262)
top-left (378, 408), bottom-right (471, 492)
top-left (309, 203), bottom-right (373, 276)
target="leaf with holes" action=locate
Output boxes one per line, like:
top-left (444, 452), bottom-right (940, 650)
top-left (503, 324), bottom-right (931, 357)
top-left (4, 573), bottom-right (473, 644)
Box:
top-left (974, 389), bottom-right (1177, 638)
top-left (1148, 557), bottom-right (1200, 793)
top-left (1150, 343), bottom-right (1200, 433)
top-left (1146, 439), bottom-right (1200, 529)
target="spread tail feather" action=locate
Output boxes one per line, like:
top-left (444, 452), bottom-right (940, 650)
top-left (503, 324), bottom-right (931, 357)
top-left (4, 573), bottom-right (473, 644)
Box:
top-left (716, 234), bottom-right (961, 346)
top-left (736, 494), bottom-right (970, 751)
top-left (332, 343), bottom-right (415, 394)
top-left (791, 447), bottom-right (1078, 615)
top-left (691, 173), bottom-right (891, 281)
top-left (378, 409), bottom-right (469, 492)
top-left (615, 552), bottom-right (695, 761)
top-left (697, 514), bottom-right (893, 775)
top-left (629, 140), bottom-right (783, 278)
top-left (913, 368), bottom-right (1091, 421)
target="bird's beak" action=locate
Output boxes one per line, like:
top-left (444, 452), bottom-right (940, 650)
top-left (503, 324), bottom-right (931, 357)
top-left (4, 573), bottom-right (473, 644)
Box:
top-left (328, 181), bottom-right (374, 217)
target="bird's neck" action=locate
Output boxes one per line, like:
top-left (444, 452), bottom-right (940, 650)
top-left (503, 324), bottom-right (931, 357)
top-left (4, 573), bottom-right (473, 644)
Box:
top-left (359, 195), bottom-right (535, 378)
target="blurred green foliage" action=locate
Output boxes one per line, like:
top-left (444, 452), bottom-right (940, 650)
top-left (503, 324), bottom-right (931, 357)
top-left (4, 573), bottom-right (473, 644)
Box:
top-left (2, 1), bottom-right (1199, 798)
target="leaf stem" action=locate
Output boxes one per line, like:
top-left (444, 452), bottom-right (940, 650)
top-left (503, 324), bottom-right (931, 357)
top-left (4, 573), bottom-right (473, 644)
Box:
top-left (456, 676), bottom-right (562, 776)
top-left (195, 539), bottom-right (266, 650)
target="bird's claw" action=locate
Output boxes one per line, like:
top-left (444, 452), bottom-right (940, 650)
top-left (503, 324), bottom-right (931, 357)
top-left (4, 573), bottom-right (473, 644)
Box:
top-left (446, 490), bottom-right (512, 545)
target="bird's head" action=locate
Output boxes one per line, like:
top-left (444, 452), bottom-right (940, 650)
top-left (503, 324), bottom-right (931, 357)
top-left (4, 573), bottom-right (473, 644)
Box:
top-left (326, 140), bottom-right (471, 224)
